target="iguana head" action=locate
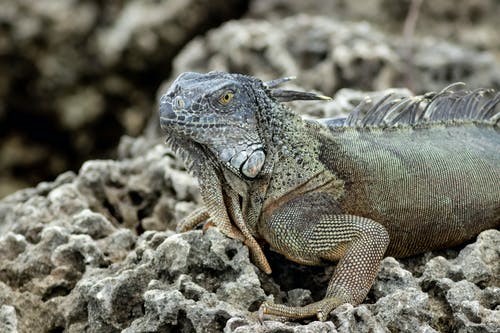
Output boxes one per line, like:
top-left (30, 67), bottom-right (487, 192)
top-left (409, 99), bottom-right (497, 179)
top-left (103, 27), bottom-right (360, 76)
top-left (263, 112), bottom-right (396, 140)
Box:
top-left (160, 71), bottom-right (330, 179)
top-left (160, 71), bottom-right (266, 178)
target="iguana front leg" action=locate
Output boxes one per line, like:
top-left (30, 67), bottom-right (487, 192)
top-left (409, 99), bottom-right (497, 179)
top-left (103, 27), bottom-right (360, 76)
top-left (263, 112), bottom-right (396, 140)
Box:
top-left (178, 193), bottom-right (272, 273)
top-left (226, 191), bottom-right (271, 274)
top-left (259, 194), bottom-right (389, 321)
top-left (177, 207), bottom-right (210, 232)
top-left (177, 165), bottom-right (271, 273)
top-left (177, 165), bottom-right (246, 242)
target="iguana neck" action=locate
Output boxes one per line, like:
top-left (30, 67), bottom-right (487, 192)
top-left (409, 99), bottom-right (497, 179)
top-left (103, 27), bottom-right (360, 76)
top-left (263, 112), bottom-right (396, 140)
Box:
top-left (165, 132), bottom-right (215, 179)
top-left (255, 95), bottom-right (333, 199)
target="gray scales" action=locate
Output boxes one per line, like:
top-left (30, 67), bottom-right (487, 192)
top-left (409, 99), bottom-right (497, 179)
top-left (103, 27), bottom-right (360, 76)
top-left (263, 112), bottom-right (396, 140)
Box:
top-left (159, 71), bottom-right (500, 321)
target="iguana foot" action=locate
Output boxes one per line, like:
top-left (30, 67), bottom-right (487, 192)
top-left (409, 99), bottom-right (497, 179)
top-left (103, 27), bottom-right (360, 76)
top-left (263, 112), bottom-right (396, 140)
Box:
top-left (177, 207), bottom-right (209, 232)
top-left (201, 220), bottom-right (215, 233)
top-left (259, 297), bottom-right (344, 321)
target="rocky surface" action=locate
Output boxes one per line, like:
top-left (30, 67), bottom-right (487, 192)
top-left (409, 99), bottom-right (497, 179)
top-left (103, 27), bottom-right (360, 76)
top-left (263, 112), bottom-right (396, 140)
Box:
top-left (248, 0), bottom-right (500, 55)
top-left (1, 122), bottom-right (499, 332)
top-left (2, 1), bottom-right (499, 198)
top-left (165, 15), bottom-right (499, 96)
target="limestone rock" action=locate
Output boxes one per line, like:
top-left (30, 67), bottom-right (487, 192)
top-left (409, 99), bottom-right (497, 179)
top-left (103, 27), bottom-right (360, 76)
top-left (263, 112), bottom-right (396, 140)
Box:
top-left (0, 107), bottom-right (498, 332)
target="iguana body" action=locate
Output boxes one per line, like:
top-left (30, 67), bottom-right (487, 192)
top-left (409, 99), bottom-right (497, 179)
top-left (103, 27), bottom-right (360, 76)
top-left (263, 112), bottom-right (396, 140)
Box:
top-left (159, 72), bottom-right (500, 320)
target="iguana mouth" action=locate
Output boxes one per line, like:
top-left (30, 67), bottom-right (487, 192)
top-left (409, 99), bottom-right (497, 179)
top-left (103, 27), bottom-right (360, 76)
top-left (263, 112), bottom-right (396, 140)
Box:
top-left (159, 117), bottom-right (227, 129)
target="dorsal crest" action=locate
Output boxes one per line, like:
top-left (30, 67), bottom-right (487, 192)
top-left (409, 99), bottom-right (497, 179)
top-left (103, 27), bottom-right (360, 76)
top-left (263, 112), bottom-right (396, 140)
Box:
top-left (343, 83), bottom-right (500, 128)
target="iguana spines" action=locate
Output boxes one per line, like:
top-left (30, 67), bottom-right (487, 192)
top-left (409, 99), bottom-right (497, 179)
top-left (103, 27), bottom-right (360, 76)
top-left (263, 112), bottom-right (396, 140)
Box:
top-left (342, 83), bottom-right (500, 128)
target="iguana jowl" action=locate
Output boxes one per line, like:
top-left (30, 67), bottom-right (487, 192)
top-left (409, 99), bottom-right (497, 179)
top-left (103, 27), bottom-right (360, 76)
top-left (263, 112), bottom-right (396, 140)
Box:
top-left (159, 71), bottom-right (500, 321)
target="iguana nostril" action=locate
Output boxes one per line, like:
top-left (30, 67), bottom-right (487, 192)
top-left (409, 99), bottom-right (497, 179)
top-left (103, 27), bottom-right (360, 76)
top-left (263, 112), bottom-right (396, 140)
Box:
top-left (174, 96), bottom-right (184, 109)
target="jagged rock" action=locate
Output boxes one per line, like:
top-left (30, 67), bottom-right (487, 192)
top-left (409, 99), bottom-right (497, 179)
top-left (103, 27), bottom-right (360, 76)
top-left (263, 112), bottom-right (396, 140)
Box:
top-left (1, 2), bottom-right (499, 331)
top-left (0, 132), bottom-right (498, 331)
top-left (0, 305), bottom-right (17, 333)
top-left (248, 0), bottom-right (500, 53)
top-left (1, 90), bottom-right (499, 331)
top-left (165, 15), bottom-right (499, 99)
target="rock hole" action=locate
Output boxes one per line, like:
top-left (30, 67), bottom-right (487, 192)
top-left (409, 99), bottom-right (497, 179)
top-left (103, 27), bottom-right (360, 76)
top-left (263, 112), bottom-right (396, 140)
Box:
top-left (42, 285), bottom-right (71, 302)
top-left (177, 309), bottom-right (195, 333)
top-left (129, 190), bottom-right (144, 206)
top-left (137, 205), bottom-right (153, 221)
top-left (179, 282), bottom-right (201, 302)
top-left (103, 198), bottom-right (123, 224)
top-left (214, 310), bottom-right (231, 331)
top-left (135, 221), bottom-right (145, 235)
top-left (48, 327), bottom-right (64, 333)
top-left (247, 300), bottom-right (262, 312)
top-left (225, 247), bottom-right (237, 260)
top-left (272, 329), bottom-right (294, 333)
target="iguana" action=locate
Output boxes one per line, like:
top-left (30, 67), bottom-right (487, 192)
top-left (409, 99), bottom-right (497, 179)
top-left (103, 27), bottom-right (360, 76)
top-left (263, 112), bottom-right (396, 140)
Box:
top-left (159, 71), bottom-right (500, 321)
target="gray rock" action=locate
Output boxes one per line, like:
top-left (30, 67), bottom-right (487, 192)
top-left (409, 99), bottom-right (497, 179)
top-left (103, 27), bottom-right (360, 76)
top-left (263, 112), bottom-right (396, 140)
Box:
top-left (225, 318), bottom-right (338, 333)
top-left (0, 114), bottom-right (499, 332)
top-left (370, 257), bottom-right (418, 300)
top-left (248, 0), bottom-right (500, 54)
top-left (149, 14), bottom-right (499, 136)
top-left (0, 305), bottom-right (17, 333)
top-left (71, 209), bottom-right (116, 239)
top-left (331, 304), bottom-right (387, 333)
top-left (372, 288), bottom-right (434, 332)
top-left (0, 232), bottom-right (28, 261)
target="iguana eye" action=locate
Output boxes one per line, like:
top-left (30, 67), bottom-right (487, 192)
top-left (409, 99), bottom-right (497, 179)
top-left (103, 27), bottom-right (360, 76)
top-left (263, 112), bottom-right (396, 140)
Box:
top-left (219, 91), bottom-right (234, 105)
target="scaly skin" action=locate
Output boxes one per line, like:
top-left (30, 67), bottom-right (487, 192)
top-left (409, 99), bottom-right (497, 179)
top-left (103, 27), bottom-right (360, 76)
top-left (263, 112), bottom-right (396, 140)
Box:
top-left (159, 72), bottom-right (500, 321)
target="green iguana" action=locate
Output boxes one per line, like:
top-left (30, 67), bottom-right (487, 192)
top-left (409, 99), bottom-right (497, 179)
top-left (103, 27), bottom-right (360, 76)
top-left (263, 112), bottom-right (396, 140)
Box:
top-left (159, 71), bottom-right (500, 321)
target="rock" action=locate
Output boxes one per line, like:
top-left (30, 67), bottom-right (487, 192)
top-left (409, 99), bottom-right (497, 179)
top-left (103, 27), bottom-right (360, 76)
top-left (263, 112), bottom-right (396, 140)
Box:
top-left (71, 209), bottom-right (117, 239)
top-left (225, 318), bottom-right (338, 333)
top-left (0, 233), bottom-right (28, 261)
top-left (371, 288), bottom-right (434, 332)
top-left (0, 305), bottom-right (17, 333)
top-left (417, 229), bottom-right (500, 332)
top-left (370, 257), bottom-right (418, 300)
top-left (0, 103), bottom-right (498, 332)
top-left (248, 0), bottom-right (500, 53)
top-left (148, 14), bottom-right (499, 136)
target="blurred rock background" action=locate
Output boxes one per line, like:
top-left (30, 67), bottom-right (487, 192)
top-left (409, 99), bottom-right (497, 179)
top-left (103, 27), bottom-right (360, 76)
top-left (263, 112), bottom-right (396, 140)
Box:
top-left (1, 1), bottom-right (499, 332)
top-left (0, 0), bottom-right (498, 198)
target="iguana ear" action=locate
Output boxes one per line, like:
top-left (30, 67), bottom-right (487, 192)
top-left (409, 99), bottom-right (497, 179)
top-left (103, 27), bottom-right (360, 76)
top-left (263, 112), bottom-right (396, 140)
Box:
top-left (270, 89), bottom-right (332, 102)
top-left (264, 76), bottom-right (331, 102)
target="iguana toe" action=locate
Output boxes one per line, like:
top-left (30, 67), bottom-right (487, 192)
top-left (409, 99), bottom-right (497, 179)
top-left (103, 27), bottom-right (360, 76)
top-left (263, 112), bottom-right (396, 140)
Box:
top-left (258, 297), bottom-right (343, 321)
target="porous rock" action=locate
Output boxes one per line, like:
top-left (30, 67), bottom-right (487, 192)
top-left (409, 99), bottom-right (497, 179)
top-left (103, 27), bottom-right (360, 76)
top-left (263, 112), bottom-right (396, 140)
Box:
top-left (248, 0), bottom-right (500, 54)
top-left (0, 305), bottom-right (17, 333)
top-left (0, 118), bottom-right (499, 332)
